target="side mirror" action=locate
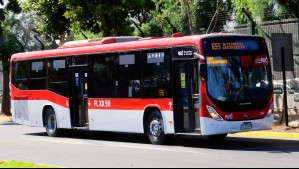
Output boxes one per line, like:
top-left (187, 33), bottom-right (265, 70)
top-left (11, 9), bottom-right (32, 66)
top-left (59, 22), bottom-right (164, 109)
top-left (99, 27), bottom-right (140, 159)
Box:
top-left (200, 64), bottom-right (207, 80)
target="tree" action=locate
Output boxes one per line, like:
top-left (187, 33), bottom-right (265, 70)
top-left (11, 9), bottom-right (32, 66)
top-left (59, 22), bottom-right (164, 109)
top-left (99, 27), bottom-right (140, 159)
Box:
top-left (21, 0), bottom-right (71, 47)
top-left (60, 0), bottom-right (155, 37)
top-left (276, 0), bottom-right (299, 18)
top-left (233, 0), bottom-right (299, 24)
top-left (0, 0), bottom-right (21, 116)
top-left (141, 0), bottom-right (232, 37)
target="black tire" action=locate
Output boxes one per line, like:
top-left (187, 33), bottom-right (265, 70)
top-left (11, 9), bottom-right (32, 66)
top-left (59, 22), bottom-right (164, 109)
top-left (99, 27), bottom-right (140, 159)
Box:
top-left (146, 110), bottom-right (167, 145)
top-left (207, 134), bottom-right (228, 141)
top-left (45, 108), bottom-right (60, 137)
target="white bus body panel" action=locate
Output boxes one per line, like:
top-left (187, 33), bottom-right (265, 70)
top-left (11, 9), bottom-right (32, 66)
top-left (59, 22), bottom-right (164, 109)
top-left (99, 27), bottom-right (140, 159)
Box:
top-left (12, 100), bottom-right (72, 129)
top-left (200, 114), bottom-right (274, 135)
top-left (88, 110), bottom-right (175, 134)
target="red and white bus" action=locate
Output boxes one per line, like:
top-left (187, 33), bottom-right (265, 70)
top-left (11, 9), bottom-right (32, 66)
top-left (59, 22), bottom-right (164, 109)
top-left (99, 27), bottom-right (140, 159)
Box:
top-left (11, 33), bottom-right (274, 144)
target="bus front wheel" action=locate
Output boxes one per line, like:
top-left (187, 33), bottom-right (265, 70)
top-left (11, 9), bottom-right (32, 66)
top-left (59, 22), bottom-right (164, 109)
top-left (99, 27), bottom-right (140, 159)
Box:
top-left (146, 111), bottom-right (167, 145)
top-left (45, 109), bottom-right (60, 137)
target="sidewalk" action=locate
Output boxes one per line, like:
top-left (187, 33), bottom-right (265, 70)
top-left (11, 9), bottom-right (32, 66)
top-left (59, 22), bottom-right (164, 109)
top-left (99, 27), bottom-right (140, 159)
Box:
top-left (0, 114), bottom-right (12, 122)
top-left (232, 130), bottom-right (299, 139)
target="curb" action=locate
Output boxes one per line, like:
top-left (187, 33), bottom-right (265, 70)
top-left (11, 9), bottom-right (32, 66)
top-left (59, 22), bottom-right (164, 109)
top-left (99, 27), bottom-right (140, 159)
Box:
top-left (0, 116), bottom-right (12, 122)
top-left (233, 131), bottom-right (299, 139)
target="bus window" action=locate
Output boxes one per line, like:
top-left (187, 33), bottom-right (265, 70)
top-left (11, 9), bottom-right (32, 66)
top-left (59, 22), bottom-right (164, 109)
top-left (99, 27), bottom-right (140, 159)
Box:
top-left (48, 58), bottom-right (68, 96)
top-left (29, 60), bottom-right (47, 90)
top-left (118, 52), bottom-right (141, 98)
top-left (13, 61), bottom-right (29, 90)
top-left (89, 54), bottom-right (118, 98)
top-left (142, 49), bottom-right (171, 98)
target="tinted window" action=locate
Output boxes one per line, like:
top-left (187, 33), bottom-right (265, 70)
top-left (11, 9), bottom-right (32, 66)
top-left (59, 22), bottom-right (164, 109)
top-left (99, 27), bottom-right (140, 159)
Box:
top-left (48, 58), bottom-right (68, 96)
top-left (13, 61), bottom-right (29, 90)
top-left (89, 54), bottom-right (118, 98)
top-left (118, 52), bottom-right (141, 98)
top-left (142, 49), bottom-right (172, 98)
top-left (29, 60), bottom-right (47, 90)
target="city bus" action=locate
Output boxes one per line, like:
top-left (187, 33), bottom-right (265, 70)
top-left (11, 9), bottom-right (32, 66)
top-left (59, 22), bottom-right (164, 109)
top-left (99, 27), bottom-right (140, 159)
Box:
top-left (10, 33), bottom-right (274, 145)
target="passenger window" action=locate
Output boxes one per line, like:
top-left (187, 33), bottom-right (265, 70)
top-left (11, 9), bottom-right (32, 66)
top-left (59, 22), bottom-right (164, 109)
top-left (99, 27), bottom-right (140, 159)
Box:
top-left (13, 61), bottom-right (29, 90)
top-left (29, 60), bottom-right (47, 90)
top-left (118, 52), bottom-right (141, 98)
top-left (142, 49), bottom-right (172, 98)
top-left (48, 58), bottom-right (68, 96)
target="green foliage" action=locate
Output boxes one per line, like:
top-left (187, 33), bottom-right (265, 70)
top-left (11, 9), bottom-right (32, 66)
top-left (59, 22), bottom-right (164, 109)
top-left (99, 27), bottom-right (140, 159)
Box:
top-left (139, 0), bottom-right (232, 37)
top-left (233, 0), bottom-right (272, 23)
top-left (276, 0), bottom-right (299, 17)
top-left (60, 0), bottom-right (155, 36)
top-left (21, 0), bottom-right (70, 41)
top-left (0, 26), bottom-right (21, 69)
top-left (6, 0), bottom-right (21, 14)
top-left (0, 160), bottom-right (59, 168)
top-left (233, 0), bottom-right (299, 24)
top-left (0, 0), bottom-right (22, 69)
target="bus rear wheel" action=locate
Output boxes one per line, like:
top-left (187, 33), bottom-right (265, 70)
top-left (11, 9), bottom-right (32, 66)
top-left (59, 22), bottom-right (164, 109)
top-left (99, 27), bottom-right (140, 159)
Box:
top-left (45, 109), bottom-right (60, 137)
top-left (146, 111), bottom-right (167, 145)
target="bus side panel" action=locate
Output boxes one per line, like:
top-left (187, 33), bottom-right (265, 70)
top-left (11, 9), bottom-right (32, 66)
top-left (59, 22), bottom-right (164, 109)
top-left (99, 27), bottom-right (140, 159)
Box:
top-left (200, 115), bottom-right (274, 135)
top-left (88, 110), bottom-right (175, 134)
top-left (12, 100), bottom-right (72, 129)
top-left (161, 111), bottom-right (175, 134)
top-left (28, 100), bottom-right (71, 129)
top-left (88, 109), bottom-right (144, 133)
top-left (12, 100), bottom-right (30, 126)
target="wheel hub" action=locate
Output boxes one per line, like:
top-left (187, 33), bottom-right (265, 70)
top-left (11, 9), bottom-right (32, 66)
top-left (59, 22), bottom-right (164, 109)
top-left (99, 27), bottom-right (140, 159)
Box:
top-left (149, 118), bottom-right (163, 137)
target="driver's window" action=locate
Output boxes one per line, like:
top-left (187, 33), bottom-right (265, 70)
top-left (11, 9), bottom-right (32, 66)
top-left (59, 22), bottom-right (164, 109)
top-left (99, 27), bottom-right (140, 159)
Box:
top-left (142, 48), bottom-right (172, 98)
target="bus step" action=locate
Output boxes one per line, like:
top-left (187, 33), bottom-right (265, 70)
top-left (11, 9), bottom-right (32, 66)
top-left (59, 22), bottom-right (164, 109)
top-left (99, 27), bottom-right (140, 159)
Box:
top-left (73, 127), bottom-right (89, 130)
top-left (194, 128), bottom-right (201, 131)
top-left (175, 132), bottom-right (201, 136)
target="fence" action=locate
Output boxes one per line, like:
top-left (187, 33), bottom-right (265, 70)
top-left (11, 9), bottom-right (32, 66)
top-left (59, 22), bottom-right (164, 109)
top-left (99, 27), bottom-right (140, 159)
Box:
top-left (230, 18), bottom-right (299, 126)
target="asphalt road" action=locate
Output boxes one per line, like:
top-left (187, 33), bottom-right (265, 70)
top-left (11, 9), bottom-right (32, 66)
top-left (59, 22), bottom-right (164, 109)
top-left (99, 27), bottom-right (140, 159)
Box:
top-left (1, 121), bottom-right (299, 168)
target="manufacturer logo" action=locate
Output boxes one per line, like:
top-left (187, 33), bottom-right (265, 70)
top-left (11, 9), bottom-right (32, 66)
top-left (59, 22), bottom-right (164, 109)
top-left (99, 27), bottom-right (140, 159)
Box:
top-left (178, 50), bottom-right (193, 56)
top-left (225, 114), bottom-right (233, 120)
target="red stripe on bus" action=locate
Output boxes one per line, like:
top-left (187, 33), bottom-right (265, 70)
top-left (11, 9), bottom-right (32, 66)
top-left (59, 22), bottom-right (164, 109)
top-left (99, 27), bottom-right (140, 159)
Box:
top-left (88, 98), bottom-right (173, 111)
top-left (11, 85), bottom-right (70, 108)
top-left (11, 85), bottom-right (173, 111)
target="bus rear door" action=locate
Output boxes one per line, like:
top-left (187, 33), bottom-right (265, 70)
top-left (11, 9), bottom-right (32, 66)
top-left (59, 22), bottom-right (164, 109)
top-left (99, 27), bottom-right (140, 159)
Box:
top-left (69, 66), bottom-right (89, 128)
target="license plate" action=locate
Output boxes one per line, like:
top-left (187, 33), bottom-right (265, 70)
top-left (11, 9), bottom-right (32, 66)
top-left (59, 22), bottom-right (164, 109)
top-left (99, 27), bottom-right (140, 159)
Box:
top-left (241, 122), bottom-right (252, 130)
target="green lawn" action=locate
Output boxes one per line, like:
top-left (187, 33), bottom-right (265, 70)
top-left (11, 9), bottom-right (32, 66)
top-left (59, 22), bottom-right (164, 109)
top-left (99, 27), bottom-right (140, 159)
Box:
top-left (0, 160), bottom-right (59, 168)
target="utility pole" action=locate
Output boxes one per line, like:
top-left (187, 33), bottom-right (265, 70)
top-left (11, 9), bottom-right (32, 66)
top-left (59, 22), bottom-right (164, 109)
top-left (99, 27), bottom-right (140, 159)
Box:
top-left (241, 7), bottom-right (256, 35)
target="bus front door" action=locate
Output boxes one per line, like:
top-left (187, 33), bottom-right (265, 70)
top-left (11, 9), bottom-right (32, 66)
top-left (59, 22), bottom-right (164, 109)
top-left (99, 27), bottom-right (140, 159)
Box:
top-left (70, 66), bottom-right (89, 128)
top-left (174, 60), bottom-right (200, 133)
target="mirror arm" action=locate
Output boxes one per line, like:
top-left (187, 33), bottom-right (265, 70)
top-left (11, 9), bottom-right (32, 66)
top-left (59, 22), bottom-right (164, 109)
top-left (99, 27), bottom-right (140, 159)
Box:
top-left (194, 52), bottom-right (205, 60)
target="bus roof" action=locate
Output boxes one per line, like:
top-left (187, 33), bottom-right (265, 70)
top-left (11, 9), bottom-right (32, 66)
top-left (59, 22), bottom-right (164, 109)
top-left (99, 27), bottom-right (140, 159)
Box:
top-left (11, 33), bottom-right (261, 61)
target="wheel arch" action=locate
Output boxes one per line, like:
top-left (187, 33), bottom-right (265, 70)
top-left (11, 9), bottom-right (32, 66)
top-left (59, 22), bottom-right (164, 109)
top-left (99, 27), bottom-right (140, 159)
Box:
top-left (42, 105), bottom-right (54, 127)
top-left (143, 107), bottom-right (161, 134)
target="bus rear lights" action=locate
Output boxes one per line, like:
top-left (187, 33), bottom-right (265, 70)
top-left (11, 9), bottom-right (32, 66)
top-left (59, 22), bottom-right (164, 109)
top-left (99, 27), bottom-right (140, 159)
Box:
top-left (206, 105), bottom-right (224, 121)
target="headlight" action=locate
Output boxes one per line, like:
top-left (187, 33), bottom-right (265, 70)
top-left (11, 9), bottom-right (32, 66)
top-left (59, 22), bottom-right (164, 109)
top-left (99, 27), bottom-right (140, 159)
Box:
top-left (206, 105), bottom-right (224, 121)
top-left (266, 102), bottom-right (274, 118)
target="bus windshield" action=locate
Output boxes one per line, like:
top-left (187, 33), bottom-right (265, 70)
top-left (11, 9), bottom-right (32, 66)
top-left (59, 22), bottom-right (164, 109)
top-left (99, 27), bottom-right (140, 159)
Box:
top-left (203, 37), bottom-right (273, 111)
top-left (207, 56), bottom-right (272, 111)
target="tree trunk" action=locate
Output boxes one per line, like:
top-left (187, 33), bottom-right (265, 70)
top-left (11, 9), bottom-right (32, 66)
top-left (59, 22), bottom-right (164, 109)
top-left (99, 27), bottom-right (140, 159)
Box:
top-left (184, 0), bottom-right (193, 35)
top-left (0, 27), bottom-right (11, 116)
top-left (59, 32), bottom-right (66, 47)
top-left (1, 69), bottom-right (11, 116)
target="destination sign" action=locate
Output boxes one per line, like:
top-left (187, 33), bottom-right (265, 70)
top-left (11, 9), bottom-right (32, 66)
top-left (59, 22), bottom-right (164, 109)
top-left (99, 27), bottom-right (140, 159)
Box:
top-left (203, 38), bottom-right (263, 56)
top-left (212, 42), bottom-right (246, 51)
top-left (207, 57), bottom-right (228, 66)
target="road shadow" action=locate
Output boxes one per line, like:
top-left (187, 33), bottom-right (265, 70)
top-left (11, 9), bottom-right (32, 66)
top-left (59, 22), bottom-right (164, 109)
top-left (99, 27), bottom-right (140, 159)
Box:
top-left (24, 129), bottom-right (299, 154)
